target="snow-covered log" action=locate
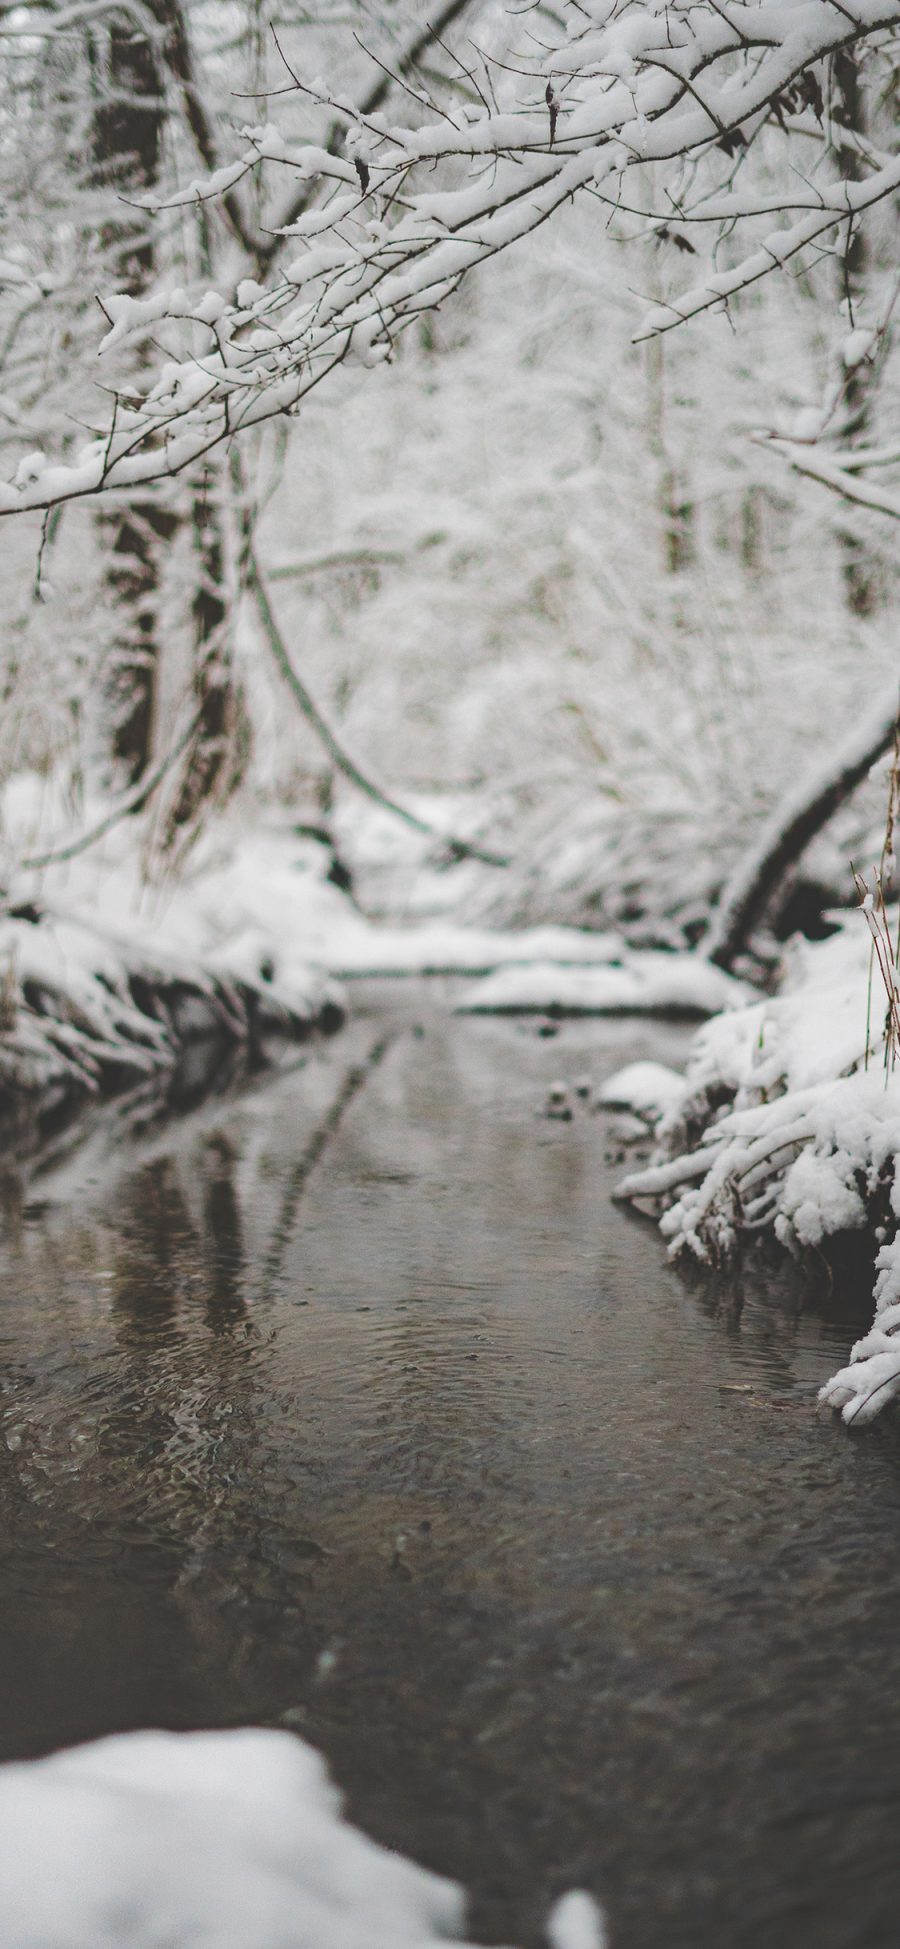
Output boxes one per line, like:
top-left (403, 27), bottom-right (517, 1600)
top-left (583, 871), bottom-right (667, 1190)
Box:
top-left (614, 921), bottom-right (900, 1425)
top-left (458, 953), bottom-right (750, 1016)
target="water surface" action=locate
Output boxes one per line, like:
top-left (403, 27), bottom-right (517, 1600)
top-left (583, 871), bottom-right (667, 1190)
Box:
top-left (0, 990), bottom-right (898, 1949)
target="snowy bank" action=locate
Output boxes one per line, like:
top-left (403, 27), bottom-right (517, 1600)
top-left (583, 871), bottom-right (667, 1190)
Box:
top-left (0, 905), bottom-right (343, 1141)
top-left (458, 955), bottom-right (750, 1018)
top-left (614, 922), bottom-right (900, 1426)
top-left (3, 779), bottom-right (666, 992)
top-left (0, 1727), bottom-right (606, 1949)
top-left (0, 787), bottom-right (354, 1138)
top-left (0, 776), bottom-right (755, 1147)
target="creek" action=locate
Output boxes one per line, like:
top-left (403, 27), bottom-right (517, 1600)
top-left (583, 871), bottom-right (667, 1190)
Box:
top-left (0, 987), bottom-right (898, 1949)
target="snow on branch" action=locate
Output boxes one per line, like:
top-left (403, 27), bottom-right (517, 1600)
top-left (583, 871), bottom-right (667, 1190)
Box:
top-left (3, 0), bottom-right (900, 513)
top-left (635, 155), bottom-right (900, 337)
top-left (764, 438), bottom-right (900, 518)
top-left (0, 0), bottom-right (158, 37)
top-left (751, 271), bottom-right (900, 522)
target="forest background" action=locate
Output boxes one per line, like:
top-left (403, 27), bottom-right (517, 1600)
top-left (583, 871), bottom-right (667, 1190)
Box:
top-left (1, 0), bottom-right (897, 944)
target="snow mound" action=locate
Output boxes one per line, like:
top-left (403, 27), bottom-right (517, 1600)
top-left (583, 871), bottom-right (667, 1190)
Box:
top-left (596, 1061), bottom-right (685, 1122)
top-left (0, 1728), bottom-right (606, 1949)
top-left (333, 922), bottom-right (625, 979)
top-left (546, 1890), bottom-right (608, 1949)
top-left (0, 1728), bottom-right (463, 1948)
top-left (458, 955), bottom-right (750, 1018)
top-left (616, 923), bottom-right (900, 1426)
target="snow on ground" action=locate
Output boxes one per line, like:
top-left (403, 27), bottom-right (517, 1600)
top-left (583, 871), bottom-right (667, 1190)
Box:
top-left (0, 777), bottom-right (649, 989)
top-left (0, 777), bottom-right (752, 1126)
top-left (0, 906), bottom-right (339, 1111)
top-left (458, 956), bottom-right (750, 1018)
top-left (31, 823), bottom-right (624, 988)
top-left (595, 1062), bottom-right (686, 1122)
top-left (613, 919), bottom-right (900, 1426)
top-left (0, 1727), bottom-right (604, 1949)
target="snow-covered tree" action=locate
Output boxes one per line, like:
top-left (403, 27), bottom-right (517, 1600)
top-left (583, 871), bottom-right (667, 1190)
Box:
top-left (0, 0), bottom-right (477, 829)
top-left (0, 0), bottom-right (896, 942)
top-left (1, 0), bottom-right (898, 515)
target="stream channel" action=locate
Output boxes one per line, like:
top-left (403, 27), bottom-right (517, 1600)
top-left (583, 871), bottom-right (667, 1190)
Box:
top-left (1, 986), bottom-right (900, 1949)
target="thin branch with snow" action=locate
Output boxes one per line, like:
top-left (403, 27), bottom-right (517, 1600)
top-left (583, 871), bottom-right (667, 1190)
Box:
top-left (4, 0), bottom-right (900, 513)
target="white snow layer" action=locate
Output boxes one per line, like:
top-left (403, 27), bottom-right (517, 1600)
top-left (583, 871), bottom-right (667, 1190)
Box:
top-left (0, 779), bottom-right (744, 1114)
top-left (0, 905), bottom-right (341, 1114)
top-left (596, 1061), bottom-right (685, 1121)
top-left (545, 1890), bottom-right (608, 1949)
top-left (458, 956), bottom-right (750, 1017)
top-left (616, 921), bottom-right (900, 1426)
top-left (3, 776), bottom-right (622, 988)
top-left (0, 1727), bottom-right (605, 1949)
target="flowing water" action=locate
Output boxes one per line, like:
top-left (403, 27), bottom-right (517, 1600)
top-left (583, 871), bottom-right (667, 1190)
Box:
top-left (1, 989), bottom-right (899, 1949)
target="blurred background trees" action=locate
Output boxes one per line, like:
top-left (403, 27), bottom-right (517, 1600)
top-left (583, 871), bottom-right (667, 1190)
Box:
top-left (0, 0), bottom-right (897, 938)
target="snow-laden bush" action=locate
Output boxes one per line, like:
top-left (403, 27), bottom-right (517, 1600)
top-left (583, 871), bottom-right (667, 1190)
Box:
top-left (616, 920), bottom-right (900, 1425)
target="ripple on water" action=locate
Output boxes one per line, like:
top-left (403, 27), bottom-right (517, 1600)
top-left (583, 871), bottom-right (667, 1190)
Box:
top-left (0, 1002), bottom-right (899, 1949)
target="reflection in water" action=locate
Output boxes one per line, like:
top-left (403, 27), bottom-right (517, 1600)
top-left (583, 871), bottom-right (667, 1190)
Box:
top-left (262, 1033), bottom-right (395, 1289)
top-left (203, 1135), bottom-right (247, 1332)
top-left (0, 994), bottom-right (899, 1949)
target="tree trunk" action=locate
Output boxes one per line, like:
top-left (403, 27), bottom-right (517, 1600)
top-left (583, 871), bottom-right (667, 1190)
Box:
top-left (831, 50), bottom-right (880, 617)
top-left (645, 336), bottom-right (695, 575)
top-left (102, 503), bottom-right (179, 782)
top-left (95, 0), bottom-right (249, 804)
top-left (92, 20), bottom-right (172, 785)
top-left (164, 477), bottom-right (248, 840)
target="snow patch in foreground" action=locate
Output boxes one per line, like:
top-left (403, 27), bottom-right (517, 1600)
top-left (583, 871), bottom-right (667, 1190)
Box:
top-left (0, 1727), bottom-right (606, 1949)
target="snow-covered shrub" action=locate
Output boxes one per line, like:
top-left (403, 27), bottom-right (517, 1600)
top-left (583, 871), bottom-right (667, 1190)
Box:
top-left (616, 921), bottom-right (900, 1424)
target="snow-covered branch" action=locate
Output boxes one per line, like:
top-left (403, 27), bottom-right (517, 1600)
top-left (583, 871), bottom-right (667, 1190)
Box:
top-left (3, 0), bottom-right (899, 512)
top-left (635, 153), bottom-right (900, 337)
top-left (765, 436), bottom-right (900, 516)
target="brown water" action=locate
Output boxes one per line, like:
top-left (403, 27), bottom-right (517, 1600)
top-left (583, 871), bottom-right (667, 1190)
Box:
top-left (0, 990), bottom-right (899, 1949)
